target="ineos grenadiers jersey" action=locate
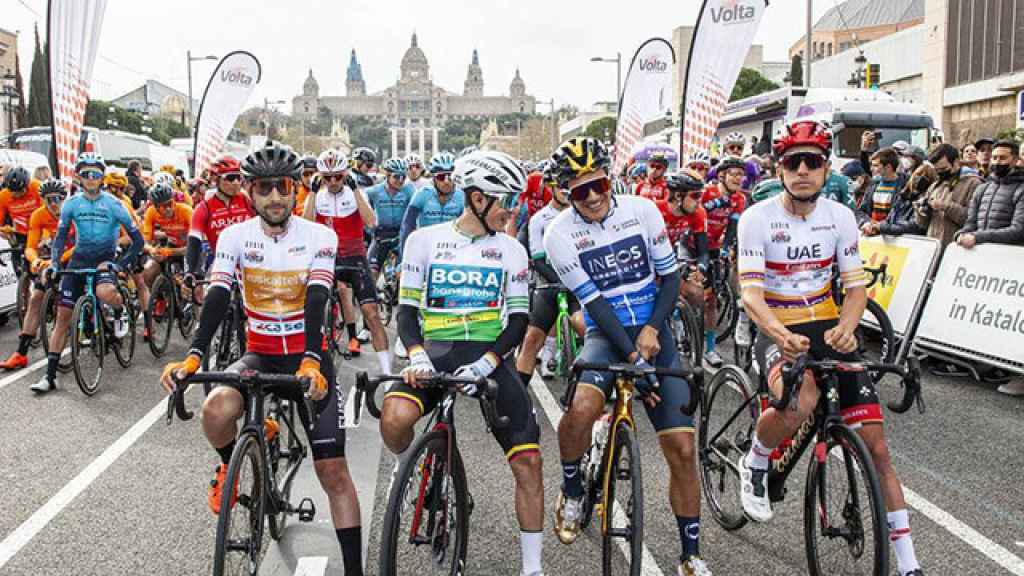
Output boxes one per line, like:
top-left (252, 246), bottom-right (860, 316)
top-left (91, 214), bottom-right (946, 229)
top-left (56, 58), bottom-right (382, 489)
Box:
top-left (544, 196), bottom-right (678, 329)
top-left (209, 217), bottom-right (337, 355)
top-left (527, 203), bottom-right (561, 261)
top-left (364, 181), bottom-right (414, 234)
top-left (737, 195), bottom-right (865, 326)
top-left (400, 222), bottom-right (529, 342)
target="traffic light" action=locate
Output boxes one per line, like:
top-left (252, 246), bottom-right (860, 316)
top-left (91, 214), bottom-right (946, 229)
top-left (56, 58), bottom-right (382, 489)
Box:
top-left (865, 64), bottom-right (881, 89)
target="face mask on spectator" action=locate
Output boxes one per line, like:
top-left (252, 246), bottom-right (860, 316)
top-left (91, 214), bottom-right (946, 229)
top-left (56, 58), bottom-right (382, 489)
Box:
top-left (991, 163), bottom-right (1012, 178)
top-left (936, 169), bottom-right (953, 181)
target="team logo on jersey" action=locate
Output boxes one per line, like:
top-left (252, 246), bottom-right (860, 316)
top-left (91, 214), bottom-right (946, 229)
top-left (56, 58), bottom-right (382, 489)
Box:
top-left (580, 235), bottom-right (650, 291)
top-left (244, 249), bottom-right (264, 263)
top-left (426, 264), bottom-right (503, 309)
top-left (434, 251), bottom-right (456, 261)
top-left (654, 231), bottom-right (669, 245)
top-left (480, 248), bottom-right (502, 261)
top-left (843, 244), bottom-right (859, 257)
top-left (288, 245), bottom-right (307, 255)
top-left (787, 244), bottom-right (823, 260)
top-left (575, 238), bottom-right (596, 250)
top-left (771, 230), bottom-right (791, 243)
top-left (513, 268), bottom-right (530, 283)
top-left (316, 247), bottom-right (336, 259)
top-left (244, 240), bottom-right (264, 250)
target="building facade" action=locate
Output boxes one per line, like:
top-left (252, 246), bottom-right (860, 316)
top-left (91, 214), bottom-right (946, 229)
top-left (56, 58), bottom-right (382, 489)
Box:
top-left (0, 28), bottom-right (19, 136)
top-left (789, 0), bottom-right (924, 60)
top-left (111, 80), bottom-right (196, 125)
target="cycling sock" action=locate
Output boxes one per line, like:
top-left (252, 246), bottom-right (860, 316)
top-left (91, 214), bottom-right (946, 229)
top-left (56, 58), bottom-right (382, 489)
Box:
top-left (518, 371), bottom-right (534, 387)
top-left (17, 334), bottom-right (32, 356)
top-left (377, 350), bottom-right (392, 375)
top-left (561, 458), bottom-right (583, 498)
top-left (520, 529), bottom-right (543, 575)
top-left (747, 433), bottom-right (771, 470)
top-left (346, 323), bottom-right (357, 340)
top-left (704, 330), bottom-right (715, 353)
top-left (676, 515), bottom-right (700, 560)
top-left (336, 526), bottom-right (363, 576)
top-left (215, 441), bottom-right (236, 465)
top-left (46, 352), bottom-right (59, 382)
top-left (887, 509), bottom-right (920, 574)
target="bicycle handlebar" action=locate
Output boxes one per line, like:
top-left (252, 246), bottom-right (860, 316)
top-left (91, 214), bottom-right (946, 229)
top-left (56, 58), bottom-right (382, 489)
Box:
top-left (354, 372), bottom-right (509, 430)
top-left (772, 354), bottom-right (924, 415)
top-left (571, 361), bottom-right (702, 416)
top-left (166, 370), bottom-right (312, 424)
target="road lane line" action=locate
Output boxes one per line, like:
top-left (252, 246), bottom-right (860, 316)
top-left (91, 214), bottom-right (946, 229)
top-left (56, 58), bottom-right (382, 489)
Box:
top-left (0, 351), bottom-right (69, 391)
top-left (293, 556), bottom-right (328, 576)
top-left (528, 376), bottom-right (665, 576)
top-left (0, 396), bottom-right (166, 569)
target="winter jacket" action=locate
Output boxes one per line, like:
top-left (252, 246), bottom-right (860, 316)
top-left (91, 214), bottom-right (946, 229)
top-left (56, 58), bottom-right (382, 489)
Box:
top-left (955, 168), bottom-right (1024, 246)
top-left (878, 179), bottom-right (928, 236)
top-left (856, 173), bottom-right (908, 227)
top-left (127, 171), bottom-right (147, 210)
top-left (914, 168), bottom-right (982, 248)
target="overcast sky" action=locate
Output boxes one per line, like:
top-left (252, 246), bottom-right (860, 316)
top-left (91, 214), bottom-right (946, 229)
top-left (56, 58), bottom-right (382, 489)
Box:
top-left (8, 0), bottom-right (832, 113)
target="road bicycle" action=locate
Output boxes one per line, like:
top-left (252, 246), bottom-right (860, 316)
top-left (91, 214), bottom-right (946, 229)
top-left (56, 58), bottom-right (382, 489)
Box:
top-left (146, 250), bottom-right (196, 357)
top-left (671, 263), bottom-right (706, 370)
top-left (374, 237), bottom-right (401, 327)
top-left (167, 370), bottom-right (317, 576)
top-left (355, 371), bottom-right (506, 576)
top-left (531, 283), bottom-right (580, 403)
top-left (187, 279), bottom-right (247, 385)
top-left (709, 250), bottom-right (739, 346)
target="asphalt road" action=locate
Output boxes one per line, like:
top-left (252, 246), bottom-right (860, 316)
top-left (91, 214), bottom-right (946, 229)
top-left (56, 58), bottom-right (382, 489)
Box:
top-left (0, 317), bottom-right (1021, 576)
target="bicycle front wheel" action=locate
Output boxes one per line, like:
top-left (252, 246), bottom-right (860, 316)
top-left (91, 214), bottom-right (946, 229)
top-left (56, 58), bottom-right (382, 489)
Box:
top-left (602, 422), bottom-right (643, 576)
top-left (804, 424), bottom-right (888, 576)
top-left (557, 311), bottom-right (577, 388)
top-left (378, 428), bottom-right (469, 576)
top-left (267, 400), bottom-right (303, 541)
top-left (112, 287), bottom-right (136, 369)
top-left (71, 296), bottom-right (104, 396)
top-left (213, 432), bottom-right (267, 576)
top-left (146, 274), bottom-right (174, 357)
top-left (41, 287), bottom-right (73, 374)
top-left (713, 280), bottom-right (738, 345)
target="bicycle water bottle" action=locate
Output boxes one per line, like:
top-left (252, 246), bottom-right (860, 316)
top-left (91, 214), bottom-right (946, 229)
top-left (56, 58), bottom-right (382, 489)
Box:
top-left (591, 413), bottom-right (612, 453)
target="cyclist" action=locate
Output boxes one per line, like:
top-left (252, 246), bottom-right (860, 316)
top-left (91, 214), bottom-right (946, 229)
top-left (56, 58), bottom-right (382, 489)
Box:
top-left (185, 155), bottom-right (254, 287)
top-left (349, 147), bottom-right (377, 188)
top-left (34, 154), bottom-right (143, 394)
top-left (404, 153), bottom-right (429, 191)
top-left (543, 138), bottom-right (709, 576)
top-left (707, 133), bottom-right (761, 189)
top-left (381, 150), bottom-right (545, 576)
top-left (658, 171), bottom-right (709, 315)
top-left (0, 166), bottom-right (43, 273)
top-left (629, 162), bottom-right (648, 192)
top-left (399, 151), bottom-right (464, 257)
top-left (303, 148), bottom-right (391, 373)
top-left (514, 172), bottom-right (583, 386)
top-left (685, 151), bottom-right (712, 182)
top-left (140, 183), bottom-right (193, 303)
top-left (636, 151), bottom-right (670, 201)
top-left (750, 156), bottom-right (855, 210)
top-left (736, 121), bottom-right (923, 576)
top-left (0, 180), bottom-right (74, 371)
top-left (102, 173), bottom-right (138, 220)
top-left (365, 157), bottom-right (414, 280)
top-left (701, 156), bottom-right (746, 367)
top-left (295, 155), bottom-right (317, 215)
top-left (159, 143), bottom-right (365, 576)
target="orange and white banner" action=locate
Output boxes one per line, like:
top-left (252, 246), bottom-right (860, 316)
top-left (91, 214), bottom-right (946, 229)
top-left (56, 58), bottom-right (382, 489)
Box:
top-left (193, 51), bottom-right (261, 177)
top-left (48, 0), bottom-right (108, 179)
top-left (680, 0), bottom-right (767, 164)
top-left (611, 38), bottom-right (675, 176)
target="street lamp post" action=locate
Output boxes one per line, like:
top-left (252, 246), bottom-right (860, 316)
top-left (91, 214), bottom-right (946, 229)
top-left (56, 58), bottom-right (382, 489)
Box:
top-left (264, 98), bottom-right (286, 141)
top-left (187, 51), bottom-right (219, 130)
top-left (590, 53), bottom-right (622, 106)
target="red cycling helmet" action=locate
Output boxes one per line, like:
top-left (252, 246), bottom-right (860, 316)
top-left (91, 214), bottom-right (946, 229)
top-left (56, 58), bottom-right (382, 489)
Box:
top-left (210, 155), bottom-right (241, 176)
top-left (773, 120), bottom-right (832, 157)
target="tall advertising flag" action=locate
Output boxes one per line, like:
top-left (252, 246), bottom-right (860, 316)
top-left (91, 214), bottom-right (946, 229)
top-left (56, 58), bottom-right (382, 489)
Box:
top-left (193, 51), bottom-right (261, 177)
top-left (680, 0), bottom-right (768, 163)
top-left (48, 0), bottom-right (108, 179)
top-left (612, 39), bottom-right (676, 175)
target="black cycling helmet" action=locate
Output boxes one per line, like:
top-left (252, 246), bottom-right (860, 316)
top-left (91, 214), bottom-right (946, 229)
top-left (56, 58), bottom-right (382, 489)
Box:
top-left (352, 147), bottom-right (377, 166)
top-left (717, 156), bottom-right (747, 175)
top-left (40, 178), bottom-right (68, 198)
top-left (4, 167), bottom-right (29, 193)
top-left (241, 142), bottom-right (303, 180)
top-left (301, 155), bottom-right (317, 171)
top-left (665, 171), bottom-right (705, 194)
top-left (148, 182), bottom-right (174, 205)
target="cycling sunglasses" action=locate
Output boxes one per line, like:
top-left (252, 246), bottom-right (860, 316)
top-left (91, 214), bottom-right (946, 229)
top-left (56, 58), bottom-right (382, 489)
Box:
top-left (388, 173), bottom-right (406, 182)
top-left (251, 178), bottom-right (295, 197)
top-left (222, 173), bottom-right (242, 182)
top-left (325, 173), bottom-right (347, 182)
top-left (78, 170), bottom-right (104, 181)
top-left (433, 173), bottom-right (451, 182)
top-left (781, 152), bottom-right (827, 171)
top-left (688, 163), bottom-right (709, 172)
top-left (44, 195), bottom-right (64, 205)
top-left (673, 191), bottom-right (703, 201)
top-left (569, 177), bottom-right (611, 202)
top-left (301, 170), bottom-right (316, 178)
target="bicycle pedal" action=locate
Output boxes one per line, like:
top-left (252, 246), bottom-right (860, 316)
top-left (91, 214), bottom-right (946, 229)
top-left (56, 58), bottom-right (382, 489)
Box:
top-left (296, 497), bottom-right (316, 522)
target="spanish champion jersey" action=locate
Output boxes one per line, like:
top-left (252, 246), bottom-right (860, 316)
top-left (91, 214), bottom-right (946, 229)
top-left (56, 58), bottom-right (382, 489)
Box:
top-left (527, 203), bottom-right (562, 260)
top-left (737, 195), bottom-right (865, 326)
top-left (209, 217), bottom-right (338, 356)
top-left (400, 221), bottom-right (529, 342)
top-left (544, 195), bottom-right (678, 329)
top-left (313, 186), bottom-right (368, 258)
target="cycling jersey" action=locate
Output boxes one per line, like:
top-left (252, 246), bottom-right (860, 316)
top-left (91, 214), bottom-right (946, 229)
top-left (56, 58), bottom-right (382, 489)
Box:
top-left (400, 221), bottom-right (529, 341)
top-left (543, 195), bottom-right (678, 329)
top-left (408, 186), bottom-right (465, 228)
top-left (209, 216), bottom-right (337, 356)
top-left (54, 192), bottom-right (140, 268)
top-left (189, 193), bottom-right (254, 252)
top-left (636, 177), bottom-right (669, 202)
top-left (708, 159), bottom-right (761, 190)
top-left (143, 202), bottom-right (193, 247)
top-left (656, 201), bottom-right (707, 254)
top-left (294, 183), bottom-right (311, 216)
top-left (313, 186), bottom-right (369, 258)
top-left (750, 172), bottom-right (855, 210)
top-left (25, 206), bottom-right (74, 265)
top-left (702, 183), bottom-right (746, 250)
top-left (527, 203), bottom-right (561, 260)
top-left (409, 178), bottom-right (430, 192)
top-left (365, 181), bottom-right (414, 234)
top-left (351, 170), bottom-right (375, 189)
top-left (0, 179), bottom-right (43, 235)
top-left (737, 195), bottom-right (865, 326)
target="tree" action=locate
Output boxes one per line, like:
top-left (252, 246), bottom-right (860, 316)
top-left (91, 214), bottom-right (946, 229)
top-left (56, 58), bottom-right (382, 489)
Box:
top-left (583, 116), bottom-right (617, 144)
top-left (26, 25), bottom-right (51, 127)
top-left (730, 68), bottom-right (780, 102)
top-left (789, 55), bottom-right (804, 87)
top-left (14, 52), bottom-right (27, 129)
top-left (83, 100), bottom-right (190, 145)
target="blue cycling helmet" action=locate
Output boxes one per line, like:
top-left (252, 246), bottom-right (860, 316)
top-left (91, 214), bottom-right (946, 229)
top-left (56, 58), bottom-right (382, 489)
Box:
top-left (629, 163), bottom-right (648, 178)
top-left (381, 157), bottom-right (408, 176)
top-left (429, 152), bottom-right (456, 174)
top-left (75, 152), bottom-right (106, 173)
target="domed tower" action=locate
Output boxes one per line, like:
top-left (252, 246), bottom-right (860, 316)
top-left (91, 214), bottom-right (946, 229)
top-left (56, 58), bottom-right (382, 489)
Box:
top-left (509, 68), bottom-right (526, 98)
top-left (303, 69), bottom-right (319, 98)
top-left (464, 49), bottom-right (484, 97)
top-left (400, 32), bottom-right (430, 82)
top-left (346, 50), bottom-right (366, 96)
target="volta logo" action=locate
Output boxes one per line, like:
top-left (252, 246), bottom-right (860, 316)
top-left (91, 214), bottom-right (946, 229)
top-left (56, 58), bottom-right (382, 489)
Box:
top-left (639, 56), bottom-right (669, 73)
top-left (221, 67), bottom-right (254, 87)
top-left (711, 0), bottom-right (757, 25)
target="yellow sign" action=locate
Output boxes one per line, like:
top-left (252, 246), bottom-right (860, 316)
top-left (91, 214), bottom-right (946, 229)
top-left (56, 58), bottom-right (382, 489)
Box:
top-left (859, 239), bottom-right (908, 310)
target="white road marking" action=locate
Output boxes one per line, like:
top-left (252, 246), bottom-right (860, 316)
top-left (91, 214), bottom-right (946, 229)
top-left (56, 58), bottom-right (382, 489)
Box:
top-left (0, 395), bottom-right (167, 569)
top-left (292, 556), bottom-right (328, 576)
top-left (0, 351), bottom-right (69, 391)
top-left (528, 376), bottom-right (665, 576)
top-left (1017, 541), bottom-right (1024, 548)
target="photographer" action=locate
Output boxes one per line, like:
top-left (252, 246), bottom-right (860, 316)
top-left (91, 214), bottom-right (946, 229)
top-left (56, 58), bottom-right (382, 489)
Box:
top-left (914, 144), bottom-right (982, 250)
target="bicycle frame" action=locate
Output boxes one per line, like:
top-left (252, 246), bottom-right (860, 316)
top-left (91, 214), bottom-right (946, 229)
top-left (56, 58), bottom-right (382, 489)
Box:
top-left (597, 375), bottom-right (638, 536)
top-left (553, 290), bottom-right (577, 375)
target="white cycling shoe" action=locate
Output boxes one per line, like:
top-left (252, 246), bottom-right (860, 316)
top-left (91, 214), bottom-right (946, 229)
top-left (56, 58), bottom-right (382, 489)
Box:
top-left (31, 376), bottom-right (56, 394)
top-left (738, 455), bottom-right (774, 522)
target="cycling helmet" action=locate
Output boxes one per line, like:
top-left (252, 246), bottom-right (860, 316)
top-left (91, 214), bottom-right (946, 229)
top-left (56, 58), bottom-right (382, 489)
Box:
top-left (647, 151), bottom-right (670, 167)
top-left (210, 155), bottom-right (241, 176)
top-left (153, 171), bottom-right (175, 189)
top-left (522, 161), bottom-right (538, 174)
top-left (404, 153), bottom-right (423, 167)
top-left (75, 152), bottom-right (106, 173)
top-left (351, 147), bottom-right (377, 166)
top-left (103, 172), bottom-right (129, 189)
top-left (687, 151), bottom-right (712, 167)
top-left (317, 148), bottom-right (349, 174)
top-left (381, 157), bottom-right (408, 176)
top-left (3, 167), bottom-right (29, 192)
top-left (629, 163), bottom-right (648, 178)
top-left (148, 182), bottom-right (174, 205)
top-left (455, 150), bottom-right (527, 235)
top-left (611, 179), bottom-right (629, 196)
top-left (301, 155), bottom-right (317, 171)
top-left (724, 132), bottom-right (746, 145)
top-left (665, 171), bottom-right (705, 194)
top-left (550, 137), bottom-right (611, 188)
top-left (457, 145), bottom-right (479, 159)
top-left (773, 120), bottom-right (833, 157)
top-left (40, 178), bottom-right (68, 198)
top-left (429, 152), bottom-right (456, 174)
top-left (242, 142), bottom-right (303, 180)
top-left (717, 156), bottom-right (747, 175)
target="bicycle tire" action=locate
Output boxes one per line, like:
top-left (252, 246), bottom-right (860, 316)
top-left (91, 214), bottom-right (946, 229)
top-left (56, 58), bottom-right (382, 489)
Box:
top-left (714, 280), bottom-right (738, 345)
top-left (146, 275), bottom-right (174, 358)
top-left (111, 286), bottom-right (136, 369)
top-left (698, 365), bottom-right (758, 531)
top-left (71, 296), bottom-right (104, 397)
top-left (378, 428), bottom-right (469, 576)
top-left (557, 311), bottom-right (576, 389)
top-left (213, 431), bottom-right (267, 576)
top-left (178, 296), bottom-right (196, 340)
top-left (858, 298), bottom-right (897, 385)
top-left (41, 287), bottom-right (73, 374)
top-left (804, 423), bottom-right (888, 576)
top-left (601, 422), bottom-right (643, 576)
top-left (674, 302), bottom-right (703, 369)
top-left (16, 272), bottom-right (31, 338)
top-left (268, 400), bottom-right (304, 541)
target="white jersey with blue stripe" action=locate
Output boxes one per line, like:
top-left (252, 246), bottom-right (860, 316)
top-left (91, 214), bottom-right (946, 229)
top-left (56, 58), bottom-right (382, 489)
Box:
top-left (544, 195), bottom-right (677, 328)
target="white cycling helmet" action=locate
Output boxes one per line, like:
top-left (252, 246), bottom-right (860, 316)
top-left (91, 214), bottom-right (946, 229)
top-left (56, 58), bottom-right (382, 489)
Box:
top-left (724, 132), bottom-right (746, 145)
top-left (687, 151), bottom-right (712, 167)
top-left (404, 153), bottom-right (423, 167)
top-left (317, 148), bottom-right (349, 174)
top-left (454, 150), bottom-right (527, 199)
top-left (153, 171), bottom-right (175, 188)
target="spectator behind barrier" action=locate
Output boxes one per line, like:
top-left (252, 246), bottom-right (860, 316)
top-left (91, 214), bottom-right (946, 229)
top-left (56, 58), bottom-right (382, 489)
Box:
top-left (914, 144), bottom-right (983, 250)
top-left (841, 161), bottom-right (871, 208)
top-left (863, 163), bottom-right (934, 237)
top-left (126, 160), bottom-right (147, 209)
top-left (975, 137), bottom-right (995, 178)
top-left (858, 147), bottom-right (907, 231)
top-left (955, 139), bottom-right (1024, 249)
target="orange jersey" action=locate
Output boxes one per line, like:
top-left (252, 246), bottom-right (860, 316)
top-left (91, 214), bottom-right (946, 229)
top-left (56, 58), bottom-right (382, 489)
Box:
top-left (294, 184), bottom-right (311, 216)
top-left (26, 206), bottom-right (74, 264)
top-left (143, 202), bottom-right (194, 247)
top-left (0, 180), bottom-right (43, 235)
